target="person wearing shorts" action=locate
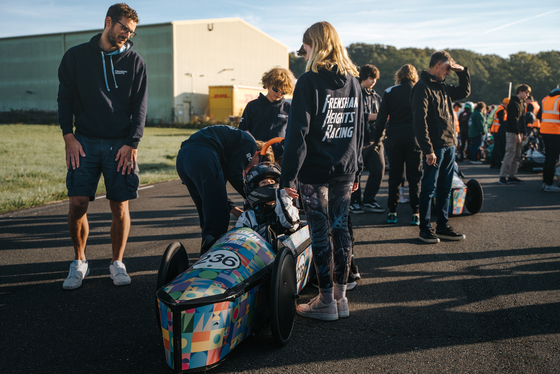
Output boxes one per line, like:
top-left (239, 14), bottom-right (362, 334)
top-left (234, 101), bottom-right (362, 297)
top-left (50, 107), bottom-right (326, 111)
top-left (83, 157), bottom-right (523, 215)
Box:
top-left (57, 3), bottom-right (148, 290)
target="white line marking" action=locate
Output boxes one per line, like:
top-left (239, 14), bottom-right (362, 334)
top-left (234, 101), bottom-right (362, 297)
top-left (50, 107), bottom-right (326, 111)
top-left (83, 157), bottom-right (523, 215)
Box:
top-left (95, 185), bottom-right (154, 200)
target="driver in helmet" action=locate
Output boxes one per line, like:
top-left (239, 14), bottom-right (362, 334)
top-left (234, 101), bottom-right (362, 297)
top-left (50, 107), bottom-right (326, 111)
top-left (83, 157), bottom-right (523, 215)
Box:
top-left (236, 162), bottom-right (300, 238)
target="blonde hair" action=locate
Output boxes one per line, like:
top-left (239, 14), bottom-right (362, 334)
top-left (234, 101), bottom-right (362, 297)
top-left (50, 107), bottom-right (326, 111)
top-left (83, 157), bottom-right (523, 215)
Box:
top-left (302, 22), bottom-right (358, 77)
top-left (394, 64), bottom-right (419, 85)
top-left (261, 67), bottom-right (296, 96)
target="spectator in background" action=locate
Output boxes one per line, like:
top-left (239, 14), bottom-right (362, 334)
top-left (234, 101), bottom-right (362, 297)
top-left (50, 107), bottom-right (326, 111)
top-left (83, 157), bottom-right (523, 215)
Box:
top-left (349, 64), bottom-right (385, 215)
top-left (457, 102), bottom-right (473, 161)
top-left (239, 67), bottom-right (295, 164)
top-left (468, 101), bottom-right (487, 164)
top-left (453, 102), bottom-right (461, 137)
top-left (372, 64), bottom-right (422, 225)
top-left (537, 87), bottom-right (560, 192)
top-left (412, 50), bottom-right (470, 244)
top-left (525, 95), bottom-right (541, 136)
top-left (499, 84), bottom-right (531, 185)
top-left (490, 98), bottom-right (509, 169)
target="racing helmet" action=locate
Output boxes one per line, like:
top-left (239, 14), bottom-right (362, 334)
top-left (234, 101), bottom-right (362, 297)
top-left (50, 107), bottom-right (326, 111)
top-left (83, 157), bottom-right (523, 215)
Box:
top-left (244, 162), bottom-right (281, 206)
top-left (463, 101), bottom-right (474, 111)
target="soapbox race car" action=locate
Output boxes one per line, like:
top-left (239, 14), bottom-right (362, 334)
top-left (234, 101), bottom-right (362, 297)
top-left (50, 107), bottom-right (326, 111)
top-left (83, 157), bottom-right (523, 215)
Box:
top-left (435, 165), bottom-right (484, 216)
top-left (155, 138), bottom-right (314, 373)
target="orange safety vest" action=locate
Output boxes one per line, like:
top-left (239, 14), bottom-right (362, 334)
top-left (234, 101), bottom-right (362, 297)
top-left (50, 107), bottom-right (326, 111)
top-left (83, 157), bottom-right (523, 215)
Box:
top-left (526, 100), bottom-right (541, 128)
top-left (453, 110), bottom-right (459, 133)
top-left (540, 95), bottom-right (560, 135)
top-left (490, 106), bottom-right (506, 133)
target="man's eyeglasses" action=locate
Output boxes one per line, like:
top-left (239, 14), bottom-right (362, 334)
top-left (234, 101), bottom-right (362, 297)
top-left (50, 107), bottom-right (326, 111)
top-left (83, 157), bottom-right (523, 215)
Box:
top-left (271, 87), bottom-right (285, 95)
top-left (113, 18), bottom-right (137, 38)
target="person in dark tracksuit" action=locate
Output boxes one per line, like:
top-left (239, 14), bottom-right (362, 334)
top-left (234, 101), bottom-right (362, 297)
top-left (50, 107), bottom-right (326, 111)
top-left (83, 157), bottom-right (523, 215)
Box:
top-left (282, 22), bottom-right (364, 321)
top-left (349, 64), bottom-right (385, 214)
top-left (372, 64), bottom-right (422, 225)
top-left (176, 125), bottom-right (259, 254)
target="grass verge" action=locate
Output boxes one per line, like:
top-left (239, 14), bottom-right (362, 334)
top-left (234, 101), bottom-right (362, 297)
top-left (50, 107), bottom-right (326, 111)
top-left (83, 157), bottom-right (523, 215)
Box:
top-left (0, 124), bottom-right (196, 213)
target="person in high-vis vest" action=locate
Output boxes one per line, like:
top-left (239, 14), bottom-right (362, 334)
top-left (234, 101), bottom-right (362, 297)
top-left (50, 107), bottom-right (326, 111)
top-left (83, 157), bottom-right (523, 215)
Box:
top-left (537, 87), bottom-right (560, 192)
top-left (525, 95), bottom-right (541, 140)
top-left (490, 98), bottom-right (508, 169)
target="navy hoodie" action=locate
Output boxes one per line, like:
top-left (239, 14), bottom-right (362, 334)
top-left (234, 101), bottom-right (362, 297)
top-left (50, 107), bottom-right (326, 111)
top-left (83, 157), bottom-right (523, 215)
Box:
top-left (57, 33), bottom-right (148, 148)
top-left (281, 67), bottom-right (364, 188)
top-left (180, 125), bottom-right (257, 197)
top-left (239, 93), bottom-right (290, 158)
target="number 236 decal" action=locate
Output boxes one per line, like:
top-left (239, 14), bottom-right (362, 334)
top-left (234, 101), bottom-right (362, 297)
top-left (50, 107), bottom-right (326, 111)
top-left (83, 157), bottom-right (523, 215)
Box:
top-left (193, 249), bottom-right (241, 270)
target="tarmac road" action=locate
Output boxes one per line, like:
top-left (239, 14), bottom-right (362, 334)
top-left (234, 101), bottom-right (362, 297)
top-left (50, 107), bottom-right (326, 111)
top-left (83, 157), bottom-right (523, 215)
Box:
top-left (1, 163), bottom-right (559, 374)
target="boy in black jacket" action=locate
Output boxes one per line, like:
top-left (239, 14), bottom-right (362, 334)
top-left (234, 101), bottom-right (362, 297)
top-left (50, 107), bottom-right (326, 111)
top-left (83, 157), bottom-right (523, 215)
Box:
top-left (176, 126), bottom-right (259, 254)
top-left (412, 51), bottom-right (470, 244)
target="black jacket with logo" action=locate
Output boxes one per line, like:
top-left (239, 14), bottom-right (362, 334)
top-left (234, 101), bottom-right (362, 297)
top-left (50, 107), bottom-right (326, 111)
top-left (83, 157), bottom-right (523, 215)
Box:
top-left (505, 95), bottom-right (526, 134)
top-left (239, 93), bottom-right (291, 158)
top-left (362, 88), bottom-right (381, 143)
top-left (411, 69), bottom-right (471, 155)
top-left (57, 33), bottom-right (148, 148)
top-left (281, 67), bottom-right (365, 187)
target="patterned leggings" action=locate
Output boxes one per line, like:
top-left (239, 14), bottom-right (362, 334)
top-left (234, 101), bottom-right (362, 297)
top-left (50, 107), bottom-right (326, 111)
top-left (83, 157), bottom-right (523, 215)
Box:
top-left (300, 181), bottom-right (353, 289)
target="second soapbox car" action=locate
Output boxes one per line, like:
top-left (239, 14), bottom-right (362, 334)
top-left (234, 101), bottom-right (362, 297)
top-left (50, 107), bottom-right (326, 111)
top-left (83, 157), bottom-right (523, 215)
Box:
top-left (155, 138), bottom-right (314, 373)
top-left (434, 163), bottom-right (484, 216)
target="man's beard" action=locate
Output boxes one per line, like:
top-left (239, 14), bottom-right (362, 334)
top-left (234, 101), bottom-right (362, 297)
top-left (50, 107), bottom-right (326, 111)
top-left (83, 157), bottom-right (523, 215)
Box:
top-left (107, 29), bottom-right (126, 49)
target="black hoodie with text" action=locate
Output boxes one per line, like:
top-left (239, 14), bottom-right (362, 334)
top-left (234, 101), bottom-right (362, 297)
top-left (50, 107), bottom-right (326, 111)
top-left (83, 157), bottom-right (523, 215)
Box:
top-left (239, 93), bottom-right (291, 158)
top-left (57, 33), bottom-right (148, 148)
top-left (281, 67), bottom-right (364, 188)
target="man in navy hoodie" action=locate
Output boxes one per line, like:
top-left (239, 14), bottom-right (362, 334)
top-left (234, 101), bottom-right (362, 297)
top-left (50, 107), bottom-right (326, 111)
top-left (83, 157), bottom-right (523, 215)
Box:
top-left (57, 3), bottom-right (148, 290)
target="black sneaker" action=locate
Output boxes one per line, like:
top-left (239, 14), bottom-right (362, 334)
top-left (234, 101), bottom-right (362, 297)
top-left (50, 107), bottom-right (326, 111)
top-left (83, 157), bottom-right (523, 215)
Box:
top-left (508, 177), bottom-right (525, 184)
top-left (419, 230), bottom-right (440, 244)
top-left (498, 177), bottom-right (509, 185)
top-left (436, 227), bottom-right (466, 241)
top-left (363, 202), bottom-right (385, 213)
top-left (350, 262), bottom-right (361, 280)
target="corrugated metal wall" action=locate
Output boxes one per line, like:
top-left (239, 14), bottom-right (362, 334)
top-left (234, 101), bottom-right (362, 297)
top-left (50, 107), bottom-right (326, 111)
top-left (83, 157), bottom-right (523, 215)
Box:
top-left (0, 34), bottom-right (64, 111)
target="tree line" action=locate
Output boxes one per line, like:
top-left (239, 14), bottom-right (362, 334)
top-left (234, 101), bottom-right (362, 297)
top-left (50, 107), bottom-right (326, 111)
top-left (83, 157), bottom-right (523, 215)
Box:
top-left (289, 43), bottom-right (560, 105)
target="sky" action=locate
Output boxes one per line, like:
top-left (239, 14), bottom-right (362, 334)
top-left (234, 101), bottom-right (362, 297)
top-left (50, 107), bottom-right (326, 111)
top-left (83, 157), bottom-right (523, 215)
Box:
top-left (1, 0), bottom-right (559, 58)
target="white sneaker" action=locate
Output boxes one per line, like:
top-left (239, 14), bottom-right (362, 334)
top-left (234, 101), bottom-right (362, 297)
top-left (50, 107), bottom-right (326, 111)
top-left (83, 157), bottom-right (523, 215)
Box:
top-left (347, 281), bottom-right (357, 290)
top-left (543, 183), bottom-right (560, 192)
top-left (337, 297), bottom-right (349, 318)
top-left (296, 296), bottom-right (338, 321)
top-left (109, 261), bottom-right (131, 286)
top-left (63, 260), bottom-right (89, 290)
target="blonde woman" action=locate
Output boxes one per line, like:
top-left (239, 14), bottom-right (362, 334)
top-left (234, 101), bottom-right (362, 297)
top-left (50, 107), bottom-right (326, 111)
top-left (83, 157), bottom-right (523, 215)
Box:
top-left (281, 22), bottom-right (364, 321)
top-left (239, 67), bottom-right (295, 162)
top-left (372, 64), bottom-right (423, 225)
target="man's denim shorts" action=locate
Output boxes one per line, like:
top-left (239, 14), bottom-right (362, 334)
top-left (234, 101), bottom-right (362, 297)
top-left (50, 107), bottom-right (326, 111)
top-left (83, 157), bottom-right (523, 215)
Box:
top-left (66, 133), bottom-right (140, 202)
